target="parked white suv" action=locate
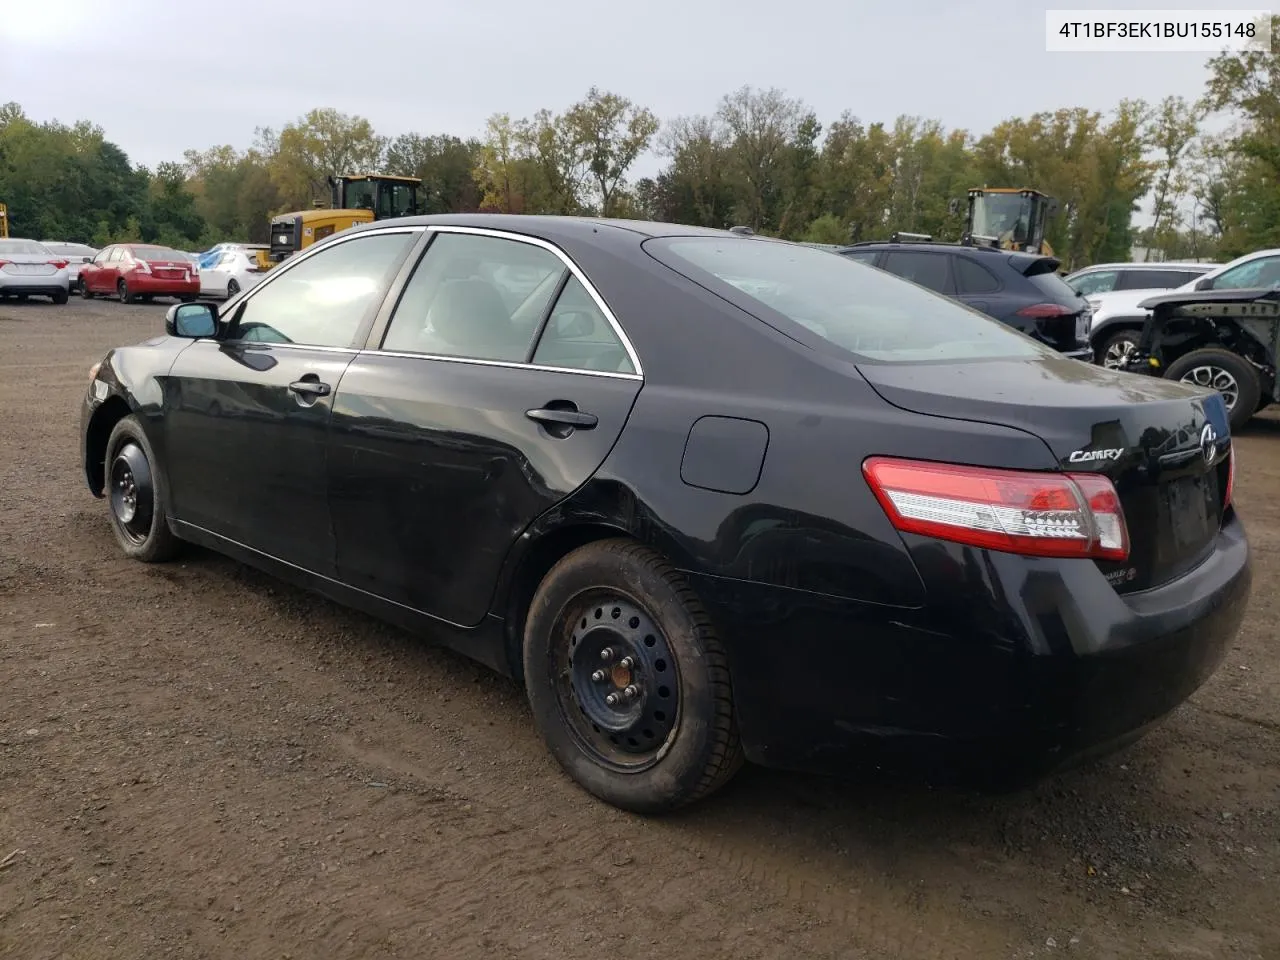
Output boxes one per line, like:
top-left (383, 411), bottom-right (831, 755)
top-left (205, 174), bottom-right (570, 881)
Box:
top-left (1065, 261), bottom-right (1214, 298)
top-left (1087, 250), bottom-right (1280, 368)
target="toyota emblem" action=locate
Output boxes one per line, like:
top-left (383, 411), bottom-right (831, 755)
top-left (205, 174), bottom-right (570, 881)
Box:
top-left (1200, 423), bottom-right (1218, 464)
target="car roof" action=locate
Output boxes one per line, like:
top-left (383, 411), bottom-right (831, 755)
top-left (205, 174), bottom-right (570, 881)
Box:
top-left (1071, 261), bottom-right (1214, 272)
top-left (370, 213), bottom-right (740, 242)
top-left (834, 239), bottom-right (1052, 269)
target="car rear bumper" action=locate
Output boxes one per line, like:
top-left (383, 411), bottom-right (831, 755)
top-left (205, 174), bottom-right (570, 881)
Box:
top-left (130, 275), bottom-right (200, 296)
top-left (687, 511), bottom-right (1251, 784)
top-left (0, 273), bottom-right (69, 295)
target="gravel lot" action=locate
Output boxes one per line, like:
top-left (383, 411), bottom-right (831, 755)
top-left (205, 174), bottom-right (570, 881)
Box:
top-left (1, 297), bottom-right (1277, 960)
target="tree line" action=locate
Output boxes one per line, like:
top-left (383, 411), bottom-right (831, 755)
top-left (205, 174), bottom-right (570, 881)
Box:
top-left (1, 21), bottom-right (1276, 270)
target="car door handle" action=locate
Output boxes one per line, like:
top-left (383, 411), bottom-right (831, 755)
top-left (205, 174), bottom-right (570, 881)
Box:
top-left (288, 379), bottom-right (331, 397)
top-left (525, 407), bottom-right (598, 429)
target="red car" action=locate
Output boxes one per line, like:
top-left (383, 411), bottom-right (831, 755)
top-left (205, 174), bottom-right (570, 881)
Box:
top-left (80, 243), bottom-right (200, 303)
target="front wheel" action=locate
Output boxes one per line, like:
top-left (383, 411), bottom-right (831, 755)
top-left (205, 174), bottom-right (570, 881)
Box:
top-left (80, 278), bottom-right (93, 299)
top-left (1164, 347), bottom-right (1261, 433)
top-left (523, 539), bottom-right (743, 813)
top-left (103, 415), bottom-right (181, 562)
top-left (226, 279), bottom-right (240, 298)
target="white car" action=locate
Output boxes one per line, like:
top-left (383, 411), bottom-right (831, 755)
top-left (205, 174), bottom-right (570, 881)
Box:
top-left (42, 241), bottom-right (99, 290)
top-left (1065, 261), bottom-right (1214, 298)
top-left (1088, 248), bottom-right (1280, 368)
top-left (198, 244), bottom-right (268, 298)
top-left (0, 238), bottom-right (71, 304)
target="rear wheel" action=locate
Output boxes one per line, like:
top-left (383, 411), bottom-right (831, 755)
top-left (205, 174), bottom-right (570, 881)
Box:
top-left (117, 279), bottom-right (135, 304)
top-left (103, 415), bottom-right (181, 562)
top-left (1164, 348), bottom-right (1261, 432)
top-left (523, 539), bottom-right (743, 814)
top-left (51, 288), bottom-right (68, 305)
top-left (1096, 329), bottom-right (1140, 369)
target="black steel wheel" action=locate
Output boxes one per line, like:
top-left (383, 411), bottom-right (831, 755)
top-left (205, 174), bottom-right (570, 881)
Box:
top-left (103, 415), bottom-right (181, 562)
top-left (523, 539), bottom-right (743, 813)
top-left (556, 594), bottom-right (681, 771)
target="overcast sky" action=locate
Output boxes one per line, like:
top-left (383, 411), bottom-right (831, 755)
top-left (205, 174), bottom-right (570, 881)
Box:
top-left (1, 0), bottom-right (1242, 203)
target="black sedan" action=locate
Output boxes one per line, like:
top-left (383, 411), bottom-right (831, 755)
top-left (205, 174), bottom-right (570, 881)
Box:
top-left (80, 215), bottom-right (1252, 813)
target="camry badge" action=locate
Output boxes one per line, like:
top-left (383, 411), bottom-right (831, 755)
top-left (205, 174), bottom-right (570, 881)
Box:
top-left (1068, 448), bottom-right (1123, 463)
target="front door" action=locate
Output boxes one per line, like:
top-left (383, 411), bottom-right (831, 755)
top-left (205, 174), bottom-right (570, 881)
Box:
top-left (161, 228), bottom-right (421, 575)
top-left (327, 228), bottom-right (644, 626)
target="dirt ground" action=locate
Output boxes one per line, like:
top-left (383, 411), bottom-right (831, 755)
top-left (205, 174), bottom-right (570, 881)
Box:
top-left (0, 297), bottom-right (1277, 960)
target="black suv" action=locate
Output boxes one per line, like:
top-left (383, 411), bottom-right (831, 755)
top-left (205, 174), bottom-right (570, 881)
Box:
top-left (836, 239), bottom-right (1093, 360)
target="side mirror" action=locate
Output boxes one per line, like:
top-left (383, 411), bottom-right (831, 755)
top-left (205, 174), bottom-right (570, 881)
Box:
top-left (166, 302), bottom-right (217, 339)
top-left (1194, 276), bottom-right (1214, 291)
top-left (81, 256), bottom-right (93, 263)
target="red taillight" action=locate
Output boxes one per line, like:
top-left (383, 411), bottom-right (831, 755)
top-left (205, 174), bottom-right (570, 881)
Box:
top-left (862, 456), bottom-right (1130, 562)
top-left (1015, 303), bottom-right (1073, 318)
top-left (1225, 446), bottom-right (1235, 508)
top-left (49, 259), bottom-right (69, 269)
top-left (0, 259), bottom-right (8, 267)
top-left (133, 260), bottom-right (151, 274)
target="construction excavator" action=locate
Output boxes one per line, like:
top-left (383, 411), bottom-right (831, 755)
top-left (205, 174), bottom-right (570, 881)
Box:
top-left (0, 203), bottom-right (9, 239)
top-left (951, 187), bottom-right (1059, 257)
top-left (266, 173), bottom-right (423, 265)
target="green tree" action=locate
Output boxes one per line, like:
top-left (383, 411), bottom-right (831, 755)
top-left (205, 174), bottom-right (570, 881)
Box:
top-left (565, 87), bottom-right (659, 216)
top-left (385, 133), bottom-right (482, 213)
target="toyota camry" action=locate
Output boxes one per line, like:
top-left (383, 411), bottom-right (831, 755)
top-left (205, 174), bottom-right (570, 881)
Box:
top-left (80, 215), bottom-right (1252, 813)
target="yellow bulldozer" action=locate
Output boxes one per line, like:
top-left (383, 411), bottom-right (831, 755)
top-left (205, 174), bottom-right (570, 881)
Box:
top-left (266, 173), bottom-right (422, 265)
top-left (952, 187), bottom-right (1059, 257)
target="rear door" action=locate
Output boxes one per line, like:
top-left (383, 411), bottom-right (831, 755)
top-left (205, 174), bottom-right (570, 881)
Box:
top-left (327, 227), bottom-right (644, 627)
top-left (162, 227), bottom-right (422, 576)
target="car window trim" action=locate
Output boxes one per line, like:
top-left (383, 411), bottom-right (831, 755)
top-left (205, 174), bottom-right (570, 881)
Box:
top-left (212, 224), bottom-right (428, 350)
top-left (361, 223), bottom-right (644, 381)
top-left (523, 269), bottom-right (573, 364)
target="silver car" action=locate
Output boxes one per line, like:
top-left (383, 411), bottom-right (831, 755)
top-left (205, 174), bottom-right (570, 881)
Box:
top-left (0, 238), bottom-right (71, 303)
top-left (42, 241), bottom-right (99, 290)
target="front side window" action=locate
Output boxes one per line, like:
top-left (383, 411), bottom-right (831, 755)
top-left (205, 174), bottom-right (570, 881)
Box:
top-left (231, 231), bottom-right (416, 347)
top-left (381, 232), bottom-right (565, 362)
top-left (1213, 255), bottom-right (1280, 291)
top-left (1069, 270), bottom-right (1118, 295)
top-left (648, 237), bottom-right (1053, 364)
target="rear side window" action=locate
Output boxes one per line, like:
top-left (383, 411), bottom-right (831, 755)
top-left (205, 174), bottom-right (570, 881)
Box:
top-left (880, 251), bottom-right (952, 293)
top-left (647, 237), bottom-right (1053, 364)
top-left (531, 276), bottom-right (636, 374)
top-left (953, 256), bottom-right (1001, 294)
top-left (1115, 269), bottom-right (1185, 291)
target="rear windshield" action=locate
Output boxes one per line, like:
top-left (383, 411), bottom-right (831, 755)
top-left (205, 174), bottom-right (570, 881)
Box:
top-left (130, 246), bottom-right (186, 261)
top-left (0, 240), bottom-right (51, 255)
top-left (46, 243), bottom-right (96, 257)
top-left (1027, 269), bottom-right (1085, 304)
top-left (647, 237), bottom-right (1054, 363)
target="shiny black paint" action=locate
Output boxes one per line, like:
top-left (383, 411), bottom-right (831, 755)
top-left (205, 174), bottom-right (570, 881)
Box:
top-left (80, 214), bottom-right (1252, 784)
top-left (326, 353), bottom-right (641, 627)
top-left (163, 341), bottom-right (356, 576)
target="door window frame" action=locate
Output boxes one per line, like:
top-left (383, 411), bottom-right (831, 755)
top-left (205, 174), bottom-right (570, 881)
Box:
top-left (362, 225), bottom-right (644, 381)
top-left (201, 224), bottom-right (429, 354)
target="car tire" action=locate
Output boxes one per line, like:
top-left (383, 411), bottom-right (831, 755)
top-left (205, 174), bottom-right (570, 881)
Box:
top-left (80, 279), bottom-right (93, 299)
top-left (1164, 347), bottom-right (1261, 433)
top-left (51, 288), bottom-right (69, 305)
top-left (180, 296), bottom-right (196, 303)
top-left (118, 280), bottom-right (135, 304)
top-left (103, 415), bottom-right (181, 563)
top-left (227, 279), bottom-right (240, 298)
top-left (1095, 329), bottom-right (1141, 369)
top-left (522, 538), bottom-right (743, 814)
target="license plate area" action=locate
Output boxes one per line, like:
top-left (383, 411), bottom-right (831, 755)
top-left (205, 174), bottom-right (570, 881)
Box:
top-left (1159, 473), bottom-right (1217, 560)
top-left (11, 264), bottom-right (52, 275)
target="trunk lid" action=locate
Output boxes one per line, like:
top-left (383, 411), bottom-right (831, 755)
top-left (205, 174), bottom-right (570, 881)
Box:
top-left (147, 259), bottom-right (192, 280)
top-left (858, 356), bottom-right (1232, 593)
